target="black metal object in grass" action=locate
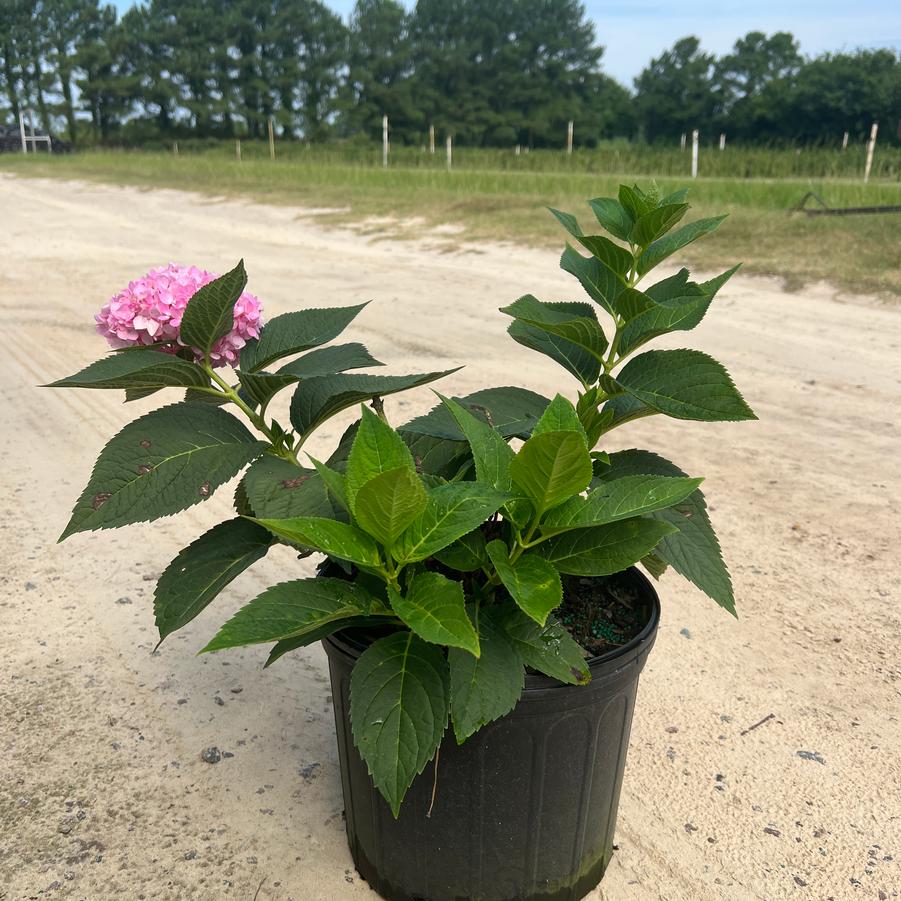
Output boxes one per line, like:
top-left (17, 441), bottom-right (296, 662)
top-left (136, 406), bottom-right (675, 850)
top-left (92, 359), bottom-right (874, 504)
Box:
top-left (793, 191), bottom-right (901, 216)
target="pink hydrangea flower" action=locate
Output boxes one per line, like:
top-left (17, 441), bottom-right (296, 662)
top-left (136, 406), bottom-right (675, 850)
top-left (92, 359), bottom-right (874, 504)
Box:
top-left (95, 264), bottom-right (263, 367)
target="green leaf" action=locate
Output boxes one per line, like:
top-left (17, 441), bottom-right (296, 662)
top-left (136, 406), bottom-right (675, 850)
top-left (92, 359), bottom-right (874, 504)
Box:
top-left (439, 393), bottom-right (515, 491)
top-left (536, 518), bottom-right (677, 576)
top-left (432, 528), bottom-right (488, 572)
top-left (179, 260), bottom-right (247, 357)
top-left (388, 572), bottom-right (479, 654)
top-left (532, 394), bottom-right (586, 439)
top-left (346, 405), bottom-right (416, 513)
top-left (202, 577), bottom-right (374, 651)
top-left (548, 208), bottom-right (631, 276)
top-left (630, 203), bottom-right (690, 247)
top-left (355, 467), bottom-right (428, 547)
top-left (290, 370), bottom-right (458, 440)
top-left (350, 631), bottom-right (449, 817)
top-left (486, 540), bottom-right (562, 626)
top-left (402, 386), bottom-right (551, 441)
top-left (641, 553), bottom-right (669, 580)
top-left (611, 287), bottom-right (656, 323)
top-left (638, 215), bottom-right (728, 276)
top-left (60, 403), bottom-right (266, 540)
top-left (509, 430), bottom-right (592, 515)
top-left (617, 184), bottom-right (656, 221)
top-left (560, 245), bottom-right (625, 318)
top-left (542, 475), bottom-right (703, 533)
top-left (264, 614), bottom-right (397, 666)
top-left (154, 518), bottom-right (271, 642)
top-left (508, 314), bottom-right (602, 385)
top-left (499, 605), bottom-right (591, 685)
top-left (277, 343), bottom-right (383, 379)
top-left (241, 304), bottom-right (369, 372)
top-left (400, 431), bottom-right (470, 480)
top-left (308, 456), bottom-right (349, 512)
top-left (500, 295), bottom-right (608, 363)
top-left (124, 386), bottom-right (163, 403)
top-left (449, 606), bottom-right (523, 742)
top-left (614, 350), bottom-right (756, 422)
top-left (47, 349), bottom-right (209, 391)
top-left (587, 197), bottom-right (632, 241)
top-left (394, 483), bottom-right (510, 563)
top-left (252, 516), bottom-right (382, 569)
top-left (243, 457), bottom-right (336, 519)
top-left (597, 450), bottom-right (735, 614)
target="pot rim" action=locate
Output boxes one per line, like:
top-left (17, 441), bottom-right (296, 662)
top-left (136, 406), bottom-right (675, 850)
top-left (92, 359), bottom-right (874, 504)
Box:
top-left (324, 566), bottom-right (661, 694)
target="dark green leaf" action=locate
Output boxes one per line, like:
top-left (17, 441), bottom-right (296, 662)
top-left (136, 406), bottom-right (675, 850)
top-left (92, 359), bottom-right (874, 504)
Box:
top-left (179, 260), bottom-right (247, 357)
top-left (501, 294), bottom-right (608, 363)
top-left (487, 540), bottom-right (562, 625)
top-left (48, 349), bottom-right (209, 391)
top-left (202, 577), bottom-right (375, 651)
top-left (432, 528), bottom-right (488, 572)
top-left (614, 350), bottom-right (756, 422)
top-left (630, 203), bottom-right (690, 247)
top-left (500, 605), bottom-right (591, 685)
top-left (617, 184), bottom-right (656, 221)
top-left (449, 606), bottom-right (523, 742)
top-left (241, 304), bottom-right (369, 372)
top-left (243, 457), bottom-right (336, 519)
top-left (264, 615), bottom-right (396, 666)
top-left (309, 457), bottom-right (349, 512)
top-left (388, 572), bottom-right (479, 654)
top-left (638, 215), bottom-right (728, 276)
top-left (560, 245), bottom-right (625, 318)
top-left (587, 197), bottom-right (633, 241)
top-left (350, 631), bottom-right (449, 817)
top-left (154, 518), bottom-right (272, 642)
top-left (508, 315), bottom-right (602, 385)
top-left (355, 467), bottom-right (428, 547)
top-left (252, 516), bottom-right (383, 569)
top-left (60, 403), bottom-right (266, 540)
top-left (439, 394), bottom-right (515, 491)
top-left (548, 207), bottom-right (631, 276)
top-left (400, 431), bottom-right (471, 480)
top-left (124, 386), bottom-right (163, 403)
top-left (277, 343), bottom-right (383, 379)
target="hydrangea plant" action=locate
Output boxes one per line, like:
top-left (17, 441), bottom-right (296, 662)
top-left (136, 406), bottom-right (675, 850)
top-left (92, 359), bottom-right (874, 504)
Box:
top-left (54, 184), bottom-right (754, 817)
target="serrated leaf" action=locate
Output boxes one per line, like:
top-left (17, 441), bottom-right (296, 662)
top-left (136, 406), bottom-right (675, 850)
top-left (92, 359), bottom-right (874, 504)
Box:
top-left (541, 474), bottom-right (703, 534)
top-left (350, 631), bottom-right (449, 817)
top-left (252, 516), bottom-right (382, 569)
top-left (264, 614), bottom-right (397, 666)
top-left (597, 450), bottom-right (735, 614)
top-left (638, 215), bottom-right (727, 276)
top-left (241, 304), bottom-right (368, 372)
top-left (560, 245), bottom-right (625, 318)
top-left (536, 518), bottom-right (677, 576)
top-left (355, 467), bottom-right (428, 547)
top-left (432, 528), bottom-right (488, 572)
top-left (549, 208), bottom-right (631, 276)
top-left (587, 197), bottom-right (632, 241)
top-left (501, 295), bottom-right (608, 363)
top-left (388, 572), bottom-right (479, 654)
top-left (277, 342), bottom-right (383, 379)
top-left (394, 483), bottom-right (510, 564)
top-left (154, 518), bottom-right (272, 642)
top-left (439, 393), bottom-right (515, 491)
top-left (308, 456), bottom-right (349, 511)
top-left (179, 260), bottom-right (247, 357)
top-left (48, 349), bottom-right (209, 391)
top-left (403, 387), bottom-right (551, 441)
top-left (346, 406), bottom-right (415, 513)
top-left (486, 540), bottom-right (562, 626)
top-left (508, 316), bottom-right (602, 385)
top-left (611, 287), bottom-right (656, 322)
top-left (290, 370), bottom-right (458, 440)
top-left (202, 577), bottom-right (375, 651)
top-left (60, 403), bottom-right (266, 540)
top-left (499, 605), bottom-right (591, 684)
top-left (630, 202), bottom-right (690, 247)
top-left (532, 393), bottom-right (586, 439)
top-left (510, 430), bottom-right (592, 515)
top-left (641, 552), bottom-right (669, 580)
top-left (243, 457), bottom-right (336, 519)
top-left (449, 606), bottom-right (523, 742)
top-left (400, 431), bottom-right (470, 480)
top-left (614, 349), bottom-right (756, 422)
top-left (618, 184), bottom-right (656, 221)
top-left (124, 386), bottom-right (163, 403)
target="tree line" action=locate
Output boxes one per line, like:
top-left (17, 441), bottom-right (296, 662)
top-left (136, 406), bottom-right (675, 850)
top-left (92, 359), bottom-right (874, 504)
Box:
top-left (1, 0), bottom-right (899, 149)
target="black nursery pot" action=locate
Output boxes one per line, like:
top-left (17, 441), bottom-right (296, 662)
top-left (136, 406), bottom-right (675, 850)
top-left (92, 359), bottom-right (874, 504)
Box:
top-left (322, 568), bottom-right (660, 901)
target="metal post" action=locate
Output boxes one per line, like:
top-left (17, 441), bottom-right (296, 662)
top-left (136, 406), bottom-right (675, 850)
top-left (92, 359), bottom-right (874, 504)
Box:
top-left (382, 115), bottom-right (389, 168)
top-left (566, 120), bottom-right (573, 155)
top-left (446, 135), bottom-right (452, 172)
top-left (428, 124), bottom-right (435, 154)
top-left (864, 122), bottom-right (878, 183)
top-left (691, 129), bottom-right (699, 178)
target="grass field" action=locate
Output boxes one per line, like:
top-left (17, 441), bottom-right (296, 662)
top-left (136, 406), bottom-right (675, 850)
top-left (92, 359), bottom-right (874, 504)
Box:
top-left (4, 146), bottom-right (901, 296)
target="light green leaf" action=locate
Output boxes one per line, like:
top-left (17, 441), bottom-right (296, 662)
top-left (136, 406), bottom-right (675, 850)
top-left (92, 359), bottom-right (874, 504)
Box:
top-left (60, 403), bottom-right (266, 540)
top-left (241, 304), bottom-right (368, 372)
top-left (202, 577), bottom-right (374, 651)
top-left (449, 606), bottom-right (523, 742)
top-left (486, 540), bottom-right (562, 625)
top-left (252, 516), bottom-right (382, 569)
top-left (154, 518), bottom-right (271, 642)
top-left (509, 430), bottom-right (592, 515)
top-left (541, 474), bottom-right (703, 534)
top-left (499, 605), bottom-right (591, 685)
top-left (355, 467), bottom-right (428, 547)
top-left (350, 631), bottom-right (449, 817)
top-left (179, 260), bottom-right (247, 357)
top-left (388, 572), bottom-right (479, 654)
top-left (243, 457), bottom-right (336, 519)
top-left (536, 518), bottom-right (677, 576)
top-left (638, 215), bottom-right (728, 276)
top-left (532, 394), bottom-right (586, 439)
top-left (47, 349), bottom-right (209, 391)
top-left (346, 405), bottom-right (416, 513)
top-left (439, 393), bottom-right (515, 490)
top-left (614, 349), bottom-right (756, 422)
top-left (394, 483), bottom-right (510, 563)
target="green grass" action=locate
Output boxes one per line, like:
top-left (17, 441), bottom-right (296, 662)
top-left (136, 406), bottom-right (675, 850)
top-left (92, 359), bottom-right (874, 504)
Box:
top-left (4, 147), bottom-right (901, 296)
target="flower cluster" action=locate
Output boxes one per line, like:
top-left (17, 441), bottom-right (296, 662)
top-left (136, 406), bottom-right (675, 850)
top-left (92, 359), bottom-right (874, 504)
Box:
top-left (95, 264), bottom-right (262, 366)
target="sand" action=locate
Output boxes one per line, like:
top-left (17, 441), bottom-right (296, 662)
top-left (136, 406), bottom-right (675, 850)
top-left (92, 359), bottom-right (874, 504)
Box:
top-left (1, 174), bottom-right (898, 901)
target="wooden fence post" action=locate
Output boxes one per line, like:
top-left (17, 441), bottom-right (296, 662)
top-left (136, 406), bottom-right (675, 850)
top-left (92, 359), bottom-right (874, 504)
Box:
top-left (680, 132), bottom-right (686, 151)
top-left (864, 122), bottom-right (878, 183)
top-left (173, 141), bottom-right (178, 156)
top-left (235, 139), bottom-right (241, 162)
top-left (566, 120), bottom-right (573, 155)
top-left (429, 124), bottom-right (435, 154)
top-left (719, 132), bottom-right (726, 151)
top-left (691, 129), bottom-right (699, 178)
top-left (268, 117), bottom-right (275, 160)
top-left (382, 115), bottom-right (389, 168)
top-left (842, 131), bottom-right (849, 151)
top-left (446, 135), bottom-right (452, 171)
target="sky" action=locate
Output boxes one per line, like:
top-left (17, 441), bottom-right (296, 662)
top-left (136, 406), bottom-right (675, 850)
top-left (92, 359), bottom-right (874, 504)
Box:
top-left (112, 0), bottom-right (901, 86)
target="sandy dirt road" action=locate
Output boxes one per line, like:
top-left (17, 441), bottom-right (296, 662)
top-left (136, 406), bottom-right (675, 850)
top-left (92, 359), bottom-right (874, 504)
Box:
top-left (0, 174), bottom-right (899, 901)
